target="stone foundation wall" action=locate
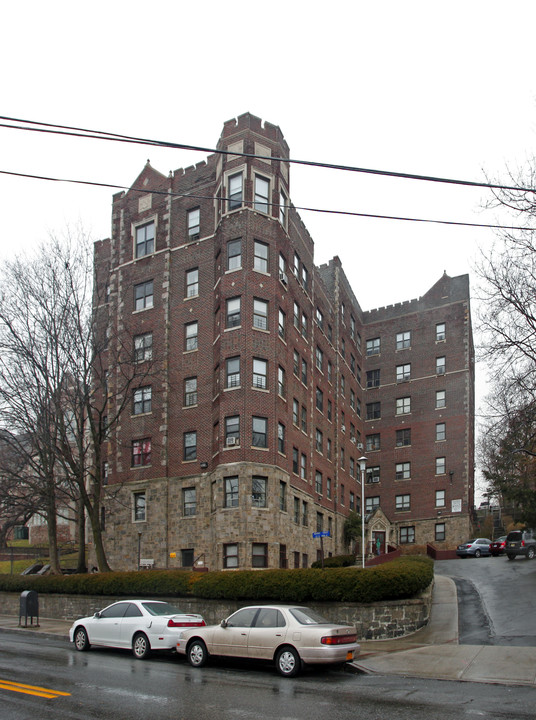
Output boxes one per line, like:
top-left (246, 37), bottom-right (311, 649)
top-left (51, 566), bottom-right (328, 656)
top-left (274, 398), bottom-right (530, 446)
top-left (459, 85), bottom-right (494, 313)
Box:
top-left (0, 581), bottom-right (432, 641)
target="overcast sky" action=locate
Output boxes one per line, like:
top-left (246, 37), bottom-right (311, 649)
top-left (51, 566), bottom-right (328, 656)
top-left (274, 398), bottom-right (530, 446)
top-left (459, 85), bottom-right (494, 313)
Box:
top-left (2, 1), bottom-right (535, 495)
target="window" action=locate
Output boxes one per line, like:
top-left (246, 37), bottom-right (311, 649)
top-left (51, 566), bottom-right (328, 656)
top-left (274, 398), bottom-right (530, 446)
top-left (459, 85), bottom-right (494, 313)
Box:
top-left (316, 387), bottom-right (324, 412)
top-left (436, 457), bottom-right (446, 475)
top-left (301, 500), bottom-right (308, 526)
top-left (102, 461), bottom-right (109, 486)
top-left (340, 375), bottom-right (345, 396)
top-left (366, 337), bottom-right (380, 356)
top-left (185, 321), bottom-right (198, 351)
top-left (132, 438), bottom-right (151, 467)
top-left (396, 428), bottom-right (411, 447)
top-left (253, 358), bottom-right (267, 389)
top-left (327, 438), bottom-right (332, 460)
top-left (396, 331), bottom-right (411, 350)
top-left (396, 462), bottom-right (411, 480)
top-left (133, 386), bottom-right (152, 415)
top-left (366, 434), bottom-right (381, 451)
top-left (293, 252), bottom-right (300, 277)
top-left (254, 240), bottom-right (269, 273)
top-left (134, 280), bottom-right (154, 311)
top-left (435, 523), bottom-right (446, 541)
top-left (133, 491), bottom-right (146, 521)
top-left (279, 189), bottom-right (287, 226)
top-left (396, 494), bottom-right (411, 511)
top-left (226, 356), bottom-right (241, 388)
top-left (396, 397), bottom-right (411, 415)
top-left (400, 526), bottom-right (415, 544)
top-left (301, 311), bottom-right (307, 337)
top-left (302, 358), bottom-right (307, 385)
top-left (436, 390), bottom-right (446, 409)
top-left (224, 543), bottom-right (238, 568)
top-left (226, 297), bottom-right (241, 327)
top-left (366, 402), bottom-right (381, 420)
top-left (301, 265), bottom-right (309, 290)
top-left (349, 492), bottom-right (355, 510)
top-left (292, 399), bottom-right (299, 426)
top-left (183, 487), bottom-right (196, 516)
top-left (315, 345), bottom-right (323, 371)
top-left (293, 301), bottom-right (300, 329)
top-left (301, 405), bottom-right (307, 432)
top-left (278, 308), bottom-right (286, 339)
top-left (316, 307), bottom-right (324, 329)
top-left (367, 369), bottom-right (380, 388)
top-left (252, 416), bottom-right (268, 448)
top-left (436, 422), bottom-right (446, 441)
top-left (225, 477), bottom-right (239, 507)
top-left (184, 377), bottom-right (198, 407)
top-left (292, 447), bottom-right (299, 474)
top-left (300, 453), bottom-right (306, 479)
top-left (135, 221), bottom-right (154, 258)
top-left (293, 497), bottom-right (300, 523)
top-left (435, 490), bottom-right (446, 507)
top-left (225, 415), bottom-right (240, 445)
top-left (315, 471), bottom-right (323, 495)
top-left (183, 431), bottom-right (197, 461)
top-left (436, 356), bottom-right (446, 375)
top-left (228, 172), bottom-right (243, 210)
top-left (327, 398), bottom-right (332, 421)
top-left (315, 428), bottom-right (323, 453)
top-left (366, 466), bottom-right (380, 483)
top-left (227, 238), bottom-right (241, 270)
top-left (277, 366), bottom-right (285, 397)
top-left (396, 363), bottom-right (411, 382)
top-left (316, 511), bottom-right (323, 533)
top-left (327, 477), bottom-right (332, 499)
top-left (134, 332), bottom-right (153, 363)
top-left (254, 175), bottom-right (270, 213)
top-left (252, 476), bottom-right (267, 507)
top-left (252, 542), bottom-right (268, 567)
top-left (365, 496), bottom-right (380, 512)
top-left (436, 322), bottom-right (446, 341)
top-left (253, 298), bottom-right (268, 330)
top-left (186, 268), bottom-right (199, 297)
top-left (279, 480), bottom-right (287, 511)
top-left (187, 208), bottom-right (200, 240)
top-left (278, 422), bottom-right (286, 454)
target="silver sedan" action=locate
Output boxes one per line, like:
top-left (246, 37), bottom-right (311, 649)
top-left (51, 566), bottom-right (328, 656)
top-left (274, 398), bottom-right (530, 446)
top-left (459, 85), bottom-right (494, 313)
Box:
top-left (176, 604), bottom-right (359, 677)
top-left (69, 599), bottom-right (205, 659)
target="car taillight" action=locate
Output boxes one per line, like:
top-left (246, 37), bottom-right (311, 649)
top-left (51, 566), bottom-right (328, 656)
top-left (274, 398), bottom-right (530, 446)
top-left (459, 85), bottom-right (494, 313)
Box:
top-left (167, 619), bottom-right (206, 628)
top-left (321, 634), bottom-right (357, 645)
top-left (521, 541), bottom-right (525, 547)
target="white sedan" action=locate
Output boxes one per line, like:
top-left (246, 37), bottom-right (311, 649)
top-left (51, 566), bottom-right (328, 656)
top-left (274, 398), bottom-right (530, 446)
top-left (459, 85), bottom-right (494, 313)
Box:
top-left (69, 599), bottom-right (205, 659)
top-left (176, 605), bottom-right (359, 677)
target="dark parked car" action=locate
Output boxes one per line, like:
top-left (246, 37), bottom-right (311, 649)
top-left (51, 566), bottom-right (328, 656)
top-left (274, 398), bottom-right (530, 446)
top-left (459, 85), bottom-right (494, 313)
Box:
top-left (505, 530), bottom-right (536, 560)
top-left (489, 536), bottom-right (507, 556)
top-left (456, 538), bottom-right (491, 558)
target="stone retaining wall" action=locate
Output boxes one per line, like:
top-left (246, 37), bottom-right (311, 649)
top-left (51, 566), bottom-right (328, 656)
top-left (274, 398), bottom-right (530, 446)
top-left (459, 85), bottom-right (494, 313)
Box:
top-left (1, 582), bottom-right (433, 641)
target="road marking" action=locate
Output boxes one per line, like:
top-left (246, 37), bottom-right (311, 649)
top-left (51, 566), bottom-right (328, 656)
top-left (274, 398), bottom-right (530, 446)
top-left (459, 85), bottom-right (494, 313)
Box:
top-left (0, 678), bottom-right (71, 699)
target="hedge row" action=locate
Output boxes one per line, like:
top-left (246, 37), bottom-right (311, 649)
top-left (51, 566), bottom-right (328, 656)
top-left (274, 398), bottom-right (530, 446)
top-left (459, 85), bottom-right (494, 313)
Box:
top-left (0, 556), bottom-right (433, 604)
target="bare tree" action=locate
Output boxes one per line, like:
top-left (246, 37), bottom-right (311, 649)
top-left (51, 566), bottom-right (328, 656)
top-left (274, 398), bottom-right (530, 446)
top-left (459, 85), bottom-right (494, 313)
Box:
top-left (0, 230), bottom-right (153, 572)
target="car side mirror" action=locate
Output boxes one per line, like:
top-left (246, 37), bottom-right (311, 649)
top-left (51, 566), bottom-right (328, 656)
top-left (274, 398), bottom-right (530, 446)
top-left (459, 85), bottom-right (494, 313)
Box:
top-left (220, 619), bottom-right (228, 628)
top-left (94, 612), bottom-right (101, 618)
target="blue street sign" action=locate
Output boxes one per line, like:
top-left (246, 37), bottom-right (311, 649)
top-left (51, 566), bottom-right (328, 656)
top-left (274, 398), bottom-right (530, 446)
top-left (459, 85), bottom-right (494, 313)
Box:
top-left (312, 531), bottom-right (331, 538)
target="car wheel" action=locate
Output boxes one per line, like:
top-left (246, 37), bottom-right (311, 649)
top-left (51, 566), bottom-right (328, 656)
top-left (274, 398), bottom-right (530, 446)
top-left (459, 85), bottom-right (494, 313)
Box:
top-left (74, 626), bottom-right (90, 651)
top-left (527, 547), bottom-right (536, 560)
top-left (507, 554), bottom-right (515, 560)
top-left (187, 639), bottom-right (208, 668)
top-left (474, 549), bottom-right (481, 558)
top-left (132, 632), bottom-right (151, 660)
top-left (276, 646), bottom-right (301, 678)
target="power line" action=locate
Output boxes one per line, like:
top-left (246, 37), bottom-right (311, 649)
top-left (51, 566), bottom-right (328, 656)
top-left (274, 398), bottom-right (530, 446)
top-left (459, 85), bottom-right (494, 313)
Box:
top-left (0, 168), bottom-right (532, 232)
top-left (0, 114), bottom-right (533, 194)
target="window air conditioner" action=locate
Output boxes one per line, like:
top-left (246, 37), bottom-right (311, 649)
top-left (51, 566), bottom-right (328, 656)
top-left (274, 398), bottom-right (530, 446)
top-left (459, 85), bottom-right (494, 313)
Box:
top-left (279, 271), bottom-right (288, 284)
top-left (226, 437), bottom-right (237, 446)
top-left (357, 443), bottom-right (364, 450)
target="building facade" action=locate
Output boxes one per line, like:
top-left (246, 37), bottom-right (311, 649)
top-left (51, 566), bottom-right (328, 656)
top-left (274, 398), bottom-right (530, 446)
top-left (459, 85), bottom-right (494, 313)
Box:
top-left (94, 113), bottom-right (474, 571)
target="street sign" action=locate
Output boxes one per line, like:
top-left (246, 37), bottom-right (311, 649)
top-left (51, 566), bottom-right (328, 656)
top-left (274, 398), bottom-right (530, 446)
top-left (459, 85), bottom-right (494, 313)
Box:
top-left (312, 531), bottom-right (331, 538)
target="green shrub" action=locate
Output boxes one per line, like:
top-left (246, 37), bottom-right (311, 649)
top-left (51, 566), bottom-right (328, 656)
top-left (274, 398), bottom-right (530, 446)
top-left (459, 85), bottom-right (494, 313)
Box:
top-left (311, 554), bottom-right (355, 568)
top-left (0, 556), bottom-right (433, 603)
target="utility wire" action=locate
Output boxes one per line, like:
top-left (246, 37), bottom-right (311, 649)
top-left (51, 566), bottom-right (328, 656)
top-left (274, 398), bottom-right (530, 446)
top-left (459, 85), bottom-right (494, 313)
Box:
top-left (0, 168), bottom-right (532, 232)
top-left (0, 115), bottom-right (533, 195)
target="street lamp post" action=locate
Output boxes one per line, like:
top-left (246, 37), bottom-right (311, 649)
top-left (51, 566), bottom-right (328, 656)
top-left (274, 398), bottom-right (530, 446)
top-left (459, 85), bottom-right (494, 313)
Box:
top-left (358, 456), bottom-right (368, 569)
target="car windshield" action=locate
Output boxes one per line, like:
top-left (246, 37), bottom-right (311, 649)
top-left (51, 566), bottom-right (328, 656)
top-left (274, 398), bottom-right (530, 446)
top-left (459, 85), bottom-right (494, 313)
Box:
top-left (289, 607), bottom-right (331, 625)
top-left (141, 602), bottom-right (182, 616)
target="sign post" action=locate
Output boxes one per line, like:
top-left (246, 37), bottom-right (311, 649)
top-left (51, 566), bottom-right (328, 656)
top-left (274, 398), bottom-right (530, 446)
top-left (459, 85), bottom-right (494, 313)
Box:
top-left (312, 531), bottom-right (330, 569)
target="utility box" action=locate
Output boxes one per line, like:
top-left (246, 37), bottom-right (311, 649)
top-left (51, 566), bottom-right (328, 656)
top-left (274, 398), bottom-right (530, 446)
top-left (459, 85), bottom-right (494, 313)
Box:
top-left (19, 590), bottom-right (39, 627)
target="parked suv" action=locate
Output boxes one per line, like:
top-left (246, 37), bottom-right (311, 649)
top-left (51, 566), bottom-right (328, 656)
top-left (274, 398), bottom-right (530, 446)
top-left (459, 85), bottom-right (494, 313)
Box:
top-left (505, 530), bottom-right (536, 560)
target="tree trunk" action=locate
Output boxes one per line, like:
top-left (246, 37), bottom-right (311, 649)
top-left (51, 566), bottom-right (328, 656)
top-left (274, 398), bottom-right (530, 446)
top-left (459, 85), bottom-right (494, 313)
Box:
top-left (76, 496), bottom-right (87, 574)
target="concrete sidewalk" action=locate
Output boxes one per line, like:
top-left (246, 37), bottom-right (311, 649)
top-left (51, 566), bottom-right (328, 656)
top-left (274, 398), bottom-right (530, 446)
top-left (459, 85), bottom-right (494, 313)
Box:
top-left (353, 575), bottom-right (536, 686)
top-left (2, 576), bottom-right (536, 686)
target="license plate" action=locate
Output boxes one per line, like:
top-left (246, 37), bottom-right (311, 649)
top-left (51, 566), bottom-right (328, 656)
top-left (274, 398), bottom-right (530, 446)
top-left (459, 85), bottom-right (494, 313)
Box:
top-left (509, 543), bottom-right (516, 547)
top-left (346, 651), bottom-right (354, 661)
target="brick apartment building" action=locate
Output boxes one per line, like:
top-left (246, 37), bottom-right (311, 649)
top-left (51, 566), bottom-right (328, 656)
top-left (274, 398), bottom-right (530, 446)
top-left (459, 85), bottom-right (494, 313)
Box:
top-left (94, 112), bottom-right (474, 571)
